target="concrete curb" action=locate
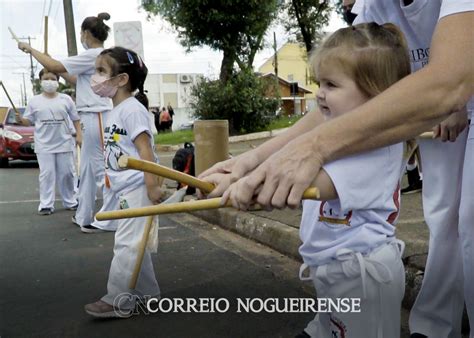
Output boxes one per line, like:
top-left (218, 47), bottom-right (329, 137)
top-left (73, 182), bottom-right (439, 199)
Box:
top-left (156, 128), bottom-right (288, 152)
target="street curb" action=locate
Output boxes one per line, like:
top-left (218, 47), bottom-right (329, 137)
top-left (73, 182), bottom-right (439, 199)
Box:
top-left (156, 128), bottom-right (288, 152)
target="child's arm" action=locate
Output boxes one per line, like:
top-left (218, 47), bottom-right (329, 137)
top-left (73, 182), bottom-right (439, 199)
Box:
top-left (312, 169), bottom-right (338, 201)
top-left (134, 132), bottom-right (161, 204)
top-left (15, 108), bottom-right (31, 126)
top-left (72, 120), bottom-right (82, 147)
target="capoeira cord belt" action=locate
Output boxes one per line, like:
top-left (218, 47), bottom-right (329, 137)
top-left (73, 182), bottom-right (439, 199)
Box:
top-left (95, 156), bottom-right (321, 221)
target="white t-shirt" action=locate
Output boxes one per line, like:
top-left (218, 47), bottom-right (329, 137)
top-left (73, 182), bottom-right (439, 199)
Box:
top-left (354, 0), bottom-right (474, 118)
top-left (104, 97), bottom-right (158, 195)
top-left (23, 93), bottom-right (79, 154)
top-left (61, 48), bottom-right (112, 113)
top-left (299, 144), bottom-right (403, 266)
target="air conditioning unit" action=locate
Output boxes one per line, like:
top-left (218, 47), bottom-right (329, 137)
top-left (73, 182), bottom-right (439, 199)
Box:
top-left (180, 74), bottom-right (192, 83)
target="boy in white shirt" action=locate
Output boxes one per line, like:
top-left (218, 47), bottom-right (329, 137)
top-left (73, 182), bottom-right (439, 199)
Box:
top-left (16, 69), bottom-right (81, 215)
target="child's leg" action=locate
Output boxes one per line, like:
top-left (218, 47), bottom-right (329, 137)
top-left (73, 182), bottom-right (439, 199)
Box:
top-left (36, 153), bottom-right (56, 211)
top-left (303, 242), bottom-right (405, 338)
top-left (55, 152), bottom-right (77, 208)
top-left (101, 185), bottom-right (160, 309)
top-left (91, 186), bottom-right (119, 231)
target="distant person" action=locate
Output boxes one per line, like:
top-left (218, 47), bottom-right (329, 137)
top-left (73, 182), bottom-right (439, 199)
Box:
top-left (152, 107), bottom-right (162, 134)
top-left (159, 106), bottom-right (171, 131)
top-left (167, 103), bottom-right (175, 130)
top-left (15, 69), bottom-right (81, 215)
top-left (18, 12), bottom-right (118, 233)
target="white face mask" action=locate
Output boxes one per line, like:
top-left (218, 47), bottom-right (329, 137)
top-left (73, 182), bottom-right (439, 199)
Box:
top-left (81, 40), bottom-right (89, 50)
top-left (41, 80), bottom-right (59, 93)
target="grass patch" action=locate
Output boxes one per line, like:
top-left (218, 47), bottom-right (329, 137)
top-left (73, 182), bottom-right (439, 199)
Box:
top-left (154, 129), bottom-right (194, 145)
top-left (154, 115), bottom-right (303, 145)
top-left (266, 114), bottom-right (303, 130)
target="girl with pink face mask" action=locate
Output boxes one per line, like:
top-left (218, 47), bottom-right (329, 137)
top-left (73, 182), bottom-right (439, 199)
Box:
top-left (84, 47), bottom-right (162, 318)
top-left (18, 12), bottom-right (118, 234)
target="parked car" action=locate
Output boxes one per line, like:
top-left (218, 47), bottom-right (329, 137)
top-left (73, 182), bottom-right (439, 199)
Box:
top-left (0, 107), bottom-right (36, 167)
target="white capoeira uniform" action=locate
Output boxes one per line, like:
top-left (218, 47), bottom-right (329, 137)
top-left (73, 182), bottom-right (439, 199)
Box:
top-left (299, 143), bottom-right (405, 338)
top-left (101, 97), bottom-right (160, 308)
top-left (354, 1), bottom-right (474, 336)
top-left (24, 93), bottom-right (79, 211)
top-left (61, 48), bottom-right (117, 231)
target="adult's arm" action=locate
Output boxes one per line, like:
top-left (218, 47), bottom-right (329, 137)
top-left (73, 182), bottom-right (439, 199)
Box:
top-left (60, 72), bottom-right (77, 85)
top-left (232, 11), bottom-right (473, 209)
top-left (18, 42), bottom-right (67, 73)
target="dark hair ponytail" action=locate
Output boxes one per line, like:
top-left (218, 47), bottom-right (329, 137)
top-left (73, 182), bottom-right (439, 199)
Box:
top-left (81, 12), bottom-right (111, 42)
top-left (99, 47), bottom-right (149, 108)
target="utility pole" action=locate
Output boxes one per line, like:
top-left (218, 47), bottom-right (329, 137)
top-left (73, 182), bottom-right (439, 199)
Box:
top-left (16, 36), bottom-right (36, 85)
top-left (273, 32), bottom-right (278, 78)
top-left (63, 0), bottom-right (78, 56)
top-left (13, 72), bottom-right (28, 105)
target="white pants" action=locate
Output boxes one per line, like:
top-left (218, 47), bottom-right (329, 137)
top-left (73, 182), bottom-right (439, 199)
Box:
top-left (301, 241), bottom-right (405, 338)
top-left (74, 112), bottom-right (115, 230)
top-left (101, 186), bottom-right (160, 309)
top-left (36, 152), bottom-right (76, 210)
top-left (409, 130), bottom-right (468, 337)
top-left (459, 123), bottom-right (474, 325)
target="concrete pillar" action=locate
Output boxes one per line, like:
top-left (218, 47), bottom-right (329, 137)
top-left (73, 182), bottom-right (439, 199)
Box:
top-left (194, 120), bottom-right (229, 175)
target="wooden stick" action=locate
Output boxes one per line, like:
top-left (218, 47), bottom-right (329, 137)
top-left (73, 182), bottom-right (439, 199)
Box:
top-left (96, 187), bottom-right (320, 221)
top-left (0, 81), bottom-right (21, 116)
top-left (129, 216), bottom-right (154, 289)
top-left (8, 27), bottom-right (20, 44)
top-left (418, 131), bottom-right (434, 139)
top-left (119, 156), bottom-right (215, 193)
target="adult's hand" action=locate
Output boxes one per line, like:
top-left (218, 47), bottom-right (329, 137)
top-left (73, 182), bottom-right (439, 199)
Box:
top-left (222, 132), bottom-right (324, 210)
top-left (432, 107), bottom-right (468, 142)
top-left (198, 150), bottom-right (261, 198)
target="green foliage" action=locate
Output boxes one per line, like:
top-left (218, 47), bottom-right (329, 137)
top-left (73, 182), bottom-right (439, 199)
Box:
top-left (141, 0), bottom-right (278, 83)
top-left (155, 129), bottom-right (194, 145)
top-left (189, 70), bottom-right (280, 135)
top-left (280, 0), bottom-right (335, 53)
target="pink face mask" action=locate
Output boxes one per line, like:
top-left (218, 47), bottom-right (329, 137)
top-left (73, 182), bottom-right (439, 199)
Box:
top-left (90, 73), bottom-right (119, 98)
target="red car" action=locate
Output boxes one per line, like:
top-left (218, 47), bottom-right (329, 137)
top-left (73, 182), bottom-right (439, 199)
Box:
top-left (0, 107), bottom-right (36, 167)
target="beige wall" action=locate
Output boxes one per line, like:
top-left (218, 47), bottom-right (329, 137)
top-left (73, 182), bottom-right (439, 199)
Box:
top-left (258, 43), bottom-right (318, 98)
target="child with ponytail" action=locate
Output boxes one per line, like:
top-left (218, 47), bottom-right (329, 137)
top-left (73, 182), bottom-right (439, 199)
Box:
top-left (84, 47), bottom-right (161, 317)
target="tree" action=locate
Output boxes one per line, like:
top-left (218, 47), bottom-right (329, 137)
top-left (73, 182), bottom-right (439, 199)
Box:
top-left (190, 70), bottom-right (279, 134)
top-left (280, 0), bottom-right (335, 53)
top-left (142, 0), bottom-right (279, 84)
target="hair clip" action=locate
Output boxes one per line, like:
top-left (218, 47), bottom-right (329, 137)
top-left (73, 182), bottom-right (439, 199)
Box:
top-left (126, 51), bottom-right (134, 64)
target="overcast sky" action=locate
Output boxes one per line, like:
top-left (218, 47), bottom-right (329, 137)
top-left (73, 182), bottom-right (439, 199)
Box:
top-left (0, 0), bottom-right (345, 106)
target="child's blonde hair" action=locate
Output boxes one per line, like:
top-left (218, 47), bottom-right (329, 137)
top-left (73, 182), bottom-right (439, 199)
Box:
top-left (311, 22), bottom-right (411, 98)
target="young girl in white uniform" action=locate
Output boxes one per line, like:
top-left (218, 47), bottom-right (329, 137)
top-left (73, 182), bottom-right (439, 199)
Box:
top-left (353, 1), bottom-right (473, 337)
top-left (83, 47), bottom-right (161, 317)
top-left (296, 23), bottom-right (411, 338)
top-left (18, 13), bottom-right (117, 233)
top-left (16, 69), bottom-right (81, 215)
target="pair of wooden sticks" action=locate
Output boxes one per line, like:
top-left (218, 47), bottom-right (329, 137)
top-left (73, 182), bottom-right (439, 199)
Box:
top-left (95, 156), bottom-right (320, 221)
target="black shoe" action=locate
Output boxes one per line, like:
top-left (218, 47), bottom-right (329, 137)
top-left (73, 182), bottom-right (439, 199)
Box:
top-left (38, 208), bottom-right (53, 215)
top-left (295, 331), bottom-right (311, 338)
top-left (66, 203), bottom-right (78, 211)
top-left (401, 180), bottom-right (422, 194)
top-left (410, 334), bottom-right (427, 338)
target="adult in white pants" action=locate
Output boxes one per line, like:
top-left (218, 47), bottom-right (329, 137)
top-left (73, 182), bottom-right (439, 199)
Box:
top-left (18, 12), bottom-right (117, 232)
top-left (409, 132), bottom-right (467, 337)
